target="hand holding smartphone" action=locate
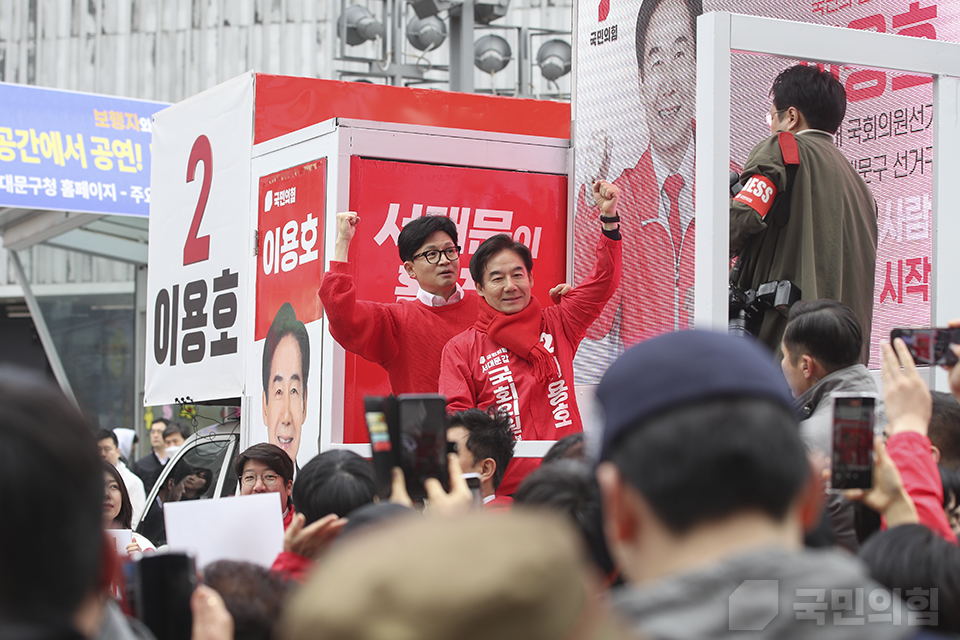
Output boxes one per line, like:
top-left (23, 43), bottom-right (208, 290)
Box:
top-left (831, 393), bottom-right (876, 491)
top-left (365, 394), bottom-right (449, 502)
top-left (890, 327), bottom-right (960, 367)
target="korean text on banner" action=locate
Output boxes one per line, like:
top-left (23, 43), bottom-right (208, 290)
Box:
top-left (256, 159), bottom-right (326, 340)
top-left (0, 82), bottom-right (167, 217)
top-left (145, 72), bottom-right (254, 405)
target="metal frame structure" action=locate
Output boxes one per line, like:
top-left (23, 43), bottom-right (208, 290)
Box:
top-left (9, 250), bottom-right (78, 407)
top-left (695, 12), bottom-right (960, 389)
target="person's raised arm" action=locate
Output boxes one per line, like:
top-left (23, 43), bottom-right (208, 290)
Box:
top-left (556, 181), bottom-right (622, 342)
top-left (320, 210), bottom-right (404, 364)
top-left (333, 211), bottom-right (360, 262)
top-left (593, 180), bottom-right (621, 234)
top-left (881, 338), bottom-right (956, 542)
top-left (882, 338), bottom-right (931, 437)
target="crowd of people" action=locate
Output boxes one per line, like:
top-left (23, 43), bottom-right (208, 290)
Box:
top-left (4, 308), bottom-right (960, 640)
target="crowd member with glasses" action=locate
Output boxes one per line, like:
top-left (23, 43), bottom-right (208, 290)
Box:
top-left (730, 63), bottom-right (877, 358)
top-left (234, 443), bottom-right (296, 528)
top-left (318, 212), bottom-right (481, 397)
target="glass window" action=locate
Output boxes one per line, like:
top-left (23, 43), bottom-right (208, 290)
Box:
top-left (137, 437), bottom-right (234, 546)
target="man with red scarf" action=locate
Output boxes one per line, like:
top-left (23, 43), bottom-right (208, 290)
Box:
top-left (440, 182), bottom-right (622, 495)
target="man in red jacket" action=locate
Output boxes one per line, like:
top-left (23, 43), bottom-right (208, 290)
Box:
top-left (319, 212), bottom-right (479, 396)
top-left (441, 183), bottom-right (622, 494)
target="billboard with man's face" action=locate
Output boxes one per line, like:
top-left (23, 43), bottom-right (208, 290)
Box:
top-left (250, 160), bottom-right (327, 468)
top-left (574, 0), bottom-right (958, 379)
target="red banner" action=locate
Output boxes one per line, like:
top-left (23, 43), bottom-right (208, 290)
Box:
top-left (255, 159), bottom-right (326, 341)
top-left (340, 158), bottom-right (568, 443)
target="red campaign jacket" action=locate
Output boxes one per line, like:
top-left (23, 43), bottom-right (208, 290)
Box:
top-left (441, 234), bottom-right (621, 494)
top-left (318, 261), bottom-right (480, 394)
top-left (271, 551), bottom-right (312, 583)
top-left (575, 148), bottom-right (694, 346)
top-left (885, 431), bottom-right (958, 544)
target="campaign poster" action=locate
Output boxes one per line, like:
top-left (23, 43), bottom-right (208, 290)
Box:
top-left (250, 159), bottom-right (326, 468)
top-left (574, 0), bottom-right (956, 379)
top-left (339, 158), bottom-right (568, 443)
top-left (145, 73), bottom-right (253, 405)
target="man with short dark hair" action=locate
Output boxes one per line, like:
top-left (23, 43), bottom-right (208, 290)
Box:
top-left (234, 442), bottom-right (296, 528)
top-left (134, 417), bottom-right (171, 492)
top-left (319, 212), bottom-right (479, 396)
top-left (781, 299), bottom-right (881, 458)
top-left (97, 428), bottom-right (147, 524)
top-left (446, 408), bottom-right (516, 509)
top-left (441, 195), bottom-right (621, 494)
top-left (163, 421), bottom-right (191, 448)
top-left (730, 64), bottom-right (877, 357)
top-left (262, 302), bottom-right (310, 465)
top-left (595, 330), bottom-right (909, 638)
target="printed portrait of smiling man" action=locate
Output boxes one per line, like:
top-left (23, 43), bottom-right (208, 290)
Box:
top-left (573, 0), bottom-right (707, 360)
top-left (261, 302), bottom-right (310, 465)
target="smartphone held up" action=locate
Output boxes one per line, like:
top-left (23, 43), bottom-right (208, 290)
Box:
top-left (831, 393), bottom-right (877, 491)
top-left (890, 327), bottom-right (960, 367)
top-left (364, 393), bottom-right (450, 502)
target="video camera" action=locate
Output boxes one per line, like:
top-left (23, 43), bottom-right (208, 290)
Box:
top-left (727, 171), bottom-right (801, 338)
top-left (729, 279), bottom-right (801, 339)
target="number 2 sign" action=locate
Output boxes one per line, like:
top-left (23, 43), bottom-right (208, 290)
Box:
top-left (145, 74), bottom-right (255, 406)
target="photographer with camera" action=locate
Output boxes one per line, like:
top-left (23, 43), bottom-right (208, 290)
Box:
top-left (730, 64), bottom-right (877, 360)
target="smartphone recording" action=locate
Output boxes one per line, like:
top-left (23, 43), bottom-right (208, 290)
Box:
top-left (831, 393), bottom-right (876, 491)
top-left (890, 327), bottom-right (960, 367)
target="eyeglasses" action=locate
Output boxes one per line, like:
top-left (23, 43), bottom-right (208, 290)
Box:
top-left (241, 472), bottom-right (280, 487)
top-left (412, 246), bottom-right (461, 264)
top-left (765, 108), bottom-right (788, 127)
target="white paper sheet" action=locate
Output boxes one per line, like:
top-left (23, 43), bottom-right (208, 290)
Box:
top-left (106, 529), bottom-right (132, 555)
top-left (164, 492), bottom-right (284, 569)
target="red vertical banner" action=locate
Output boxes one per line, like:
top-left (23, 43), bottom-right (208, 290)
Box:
top-left (339, 157), bottom-right (568, 443)
top-left (255, 159), bottom-right (326, 340)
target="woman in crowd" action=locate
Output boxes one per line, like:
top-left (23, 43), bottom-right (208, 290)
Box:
top-left (103, 462), bottom-right (155, 554)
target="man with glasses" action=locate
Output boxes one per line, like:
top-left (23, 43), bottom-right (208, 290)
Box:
top-left (319, 211), bottom-right (480, 396)
top-left (234, 442), bottom-right (295, 528)
top-left (730, 64), bottom-right (877, 358)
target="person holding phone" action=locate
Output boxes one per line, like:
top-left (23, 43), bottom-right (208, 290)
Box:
top-left (878, 338), bottom-right (957, 544)
top-left (441, 191), bottom-right (621, 495)
top-left (446, 408), bottom-right (516, 509)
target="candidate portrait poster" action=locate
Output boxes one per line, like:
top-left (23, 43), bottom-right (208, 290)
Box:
top-left (249, 159), bottom-right (326, 468)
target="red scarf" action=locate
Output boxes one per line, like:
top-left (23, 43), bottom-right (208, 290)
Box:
top-left (475, 296), bottom-right (560, 384)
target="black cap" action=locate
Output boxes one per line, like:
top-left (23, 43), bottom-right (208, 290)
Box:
top-left (597, 330), bottom-right (795, 460)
